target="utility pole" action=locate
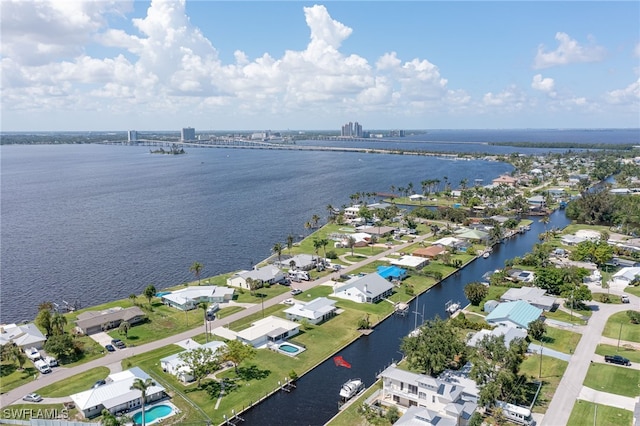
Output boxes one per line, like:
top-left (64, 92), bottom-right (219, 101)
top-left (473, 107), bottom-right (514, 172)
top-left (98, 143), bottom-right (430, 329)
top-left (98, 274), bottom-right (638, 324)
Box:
top-left (539, 334), bottom-right (544, 378)
top-left (618, 322), bottom-right (623, 350)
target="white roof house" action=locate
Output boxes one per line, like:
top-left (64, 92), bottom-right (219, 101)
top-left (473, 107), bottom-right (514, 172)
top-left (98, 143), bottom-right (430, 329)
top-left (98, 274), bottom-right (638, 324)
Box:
top-left (431, 237), bottom-right (462, 247)
top-left (390, 255), bottom-right (429, 269)
top-left (500, 287), bottom-right (556, 311)
top-left (71, 367), bottom-right (166, 418)
top-left (612, 267), bottom-right (640, 286)
top-left (227, 265), bottom-right (285, 290)
top-left (333, 273), bottom-right (394, 304)
top-left (275, 254), bottom-right (316, 271)
top-left (284, 297), bottom-right (337, 325)
top-left (161, 286), bottom-right (234, 311)
top-left (377, 364), bottom-right (477, 425)
top-left (0, 323), bottom-right (46, 349)
top-left (467, 325), bottom-right (528, 348)
top-left (213, 316), bottom-right (300, 348)
top-left (160, 341), bottom-right (226, 383)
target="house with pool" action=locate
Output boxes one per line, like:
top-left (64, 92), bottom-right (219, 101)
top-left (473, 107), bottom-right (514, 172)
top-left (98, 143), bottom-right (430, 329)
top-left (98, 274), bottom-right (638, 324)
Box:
top-left (332, 273), bottom-right (394, 304)
top-left (284, 297), bottom-right (337, 325)
top-left (160, 286), bottom-right (235, 311)
top-left (212, 315), bottom-right (300, 348)
top-left (160, 341), bottom-right (227, 383)
top-left (70, 367), bottom-right (166, 418)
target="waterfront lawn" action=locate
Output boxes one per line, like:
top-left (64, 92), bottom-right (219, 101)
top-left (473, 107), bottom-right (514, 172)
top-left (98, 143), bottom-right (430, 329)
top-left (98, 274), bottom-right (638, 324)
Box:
top-left (603, 311), bottom-right (640, 343)
top-left (519, 355), bottom-right (568, 413)
top-left (37, 367), bottom-right (109, 397)
top-left (464, 285), bottom-right (512, 315)
top-left (544, 309), bottom-right (589, 325)
top-left (595, 344), bottom-right (640, 363)
top-left (0, 363), bottom-right (37, 394)
top-left (326, 380), bottom-right (383, 426)
top-left (583, 363), bottom-right (640, 397)
top-left (567, 400), bottom-right (632, 426)
top-left (531, 327), bottom-right (582, 354)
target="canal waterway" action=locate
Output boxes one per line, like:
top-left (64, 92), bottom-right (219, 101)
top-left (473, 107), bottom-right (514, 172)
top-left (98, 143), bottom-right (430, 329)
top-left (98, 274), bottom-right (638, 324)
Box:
top-left (239, 209), bottom-right (572, 426)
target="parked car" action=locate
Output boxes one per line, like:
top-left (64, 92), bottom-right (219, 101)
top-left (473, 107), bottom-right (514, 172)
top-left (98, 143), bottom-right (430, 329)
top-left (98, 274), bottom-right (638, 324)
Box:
top-left (111, 339), bottom-right (126, 349)
top-left (604, 355), bottom-right (631, 366)
top-left (291, 288), bottom-right (302, 295)
top-left (23, 393), bottom-right (43, 403)
top-left (44, 356), bottom-right (58, 367)
top-left (283, 298), bottom-right (295, 305)
top-left (24, 347), bottom-right (41, 361)
top-left (34, 359), bottom-right (52, 374)
top-left (621, 295), bottom-right (630, 303)
top-left (105, 344), bottom-right (116, 352)
top-left (92, 379), bottom-right (106, 389)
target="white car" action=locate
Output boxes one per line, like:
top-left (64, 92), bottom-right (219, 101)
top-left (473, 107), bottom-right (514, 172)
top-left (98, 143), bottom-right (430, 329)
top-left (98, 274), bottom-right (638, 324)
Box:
top-left (23, 393), bottom-right (43, 402)
top-left (291, 288), bottom-right (302, 295)
top-left (283, 298), bottom-right (295, 305)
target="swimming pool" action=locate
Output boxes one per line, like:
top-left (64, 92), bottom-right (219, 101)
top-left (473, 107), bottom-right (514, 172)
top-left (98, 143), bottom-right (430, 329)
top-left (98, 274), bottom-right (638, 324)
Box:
top-left (132, 404), bottom-right (174, 425)
top-left (276, 342), bottom-right (306, 357)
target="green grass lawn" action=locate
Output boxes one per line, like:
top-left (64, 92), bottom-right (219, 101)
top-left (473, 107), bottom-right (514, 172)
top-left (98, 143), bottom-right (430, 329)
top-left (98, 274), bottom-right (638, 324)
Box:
top-left (464, 285), bottom-right (512, 315)
top-left (544, 309), bottom-right (589, 325)
top-left (603, 311), bottom-right (640, 343)
top-left (583, 363), bottom-right (640, 397)
top-left (37, 367), bottom-right (109, 397)
top-left (592, 292), bottom-right (624, 304)
top-left (531, 327), bottom-right (582, 354)
top-left (216, 306), bottom-right (246, 319)
top-left (625, 286), bottom-right (640, 297)
top-left (568, 400), bottom-right (632, 426)
top-left (0, 363), bottom-right (37, 394)
top-left (595, 344), bottom-right (640, 363)
top-left (519, 355), bottom-right (568, 413)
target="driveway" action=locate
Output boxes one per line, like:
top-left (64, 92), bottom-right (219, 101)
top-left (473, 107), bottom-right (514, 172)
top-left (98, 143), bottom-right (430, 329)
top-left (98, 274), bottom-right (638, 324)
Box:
top-left (89, 332), bottom-right (114, 347)
top-left (528, 343), bottom-right (571, 362)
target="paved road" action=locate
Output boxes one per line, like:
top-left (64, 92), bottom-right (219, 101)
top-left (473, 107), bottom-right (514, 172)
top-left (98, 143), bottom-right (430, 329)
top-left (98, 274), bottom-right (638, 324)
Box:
top-left (540, 294), bottom-right (640, 426)
top-left (0, 232), bottom-right (433, 408)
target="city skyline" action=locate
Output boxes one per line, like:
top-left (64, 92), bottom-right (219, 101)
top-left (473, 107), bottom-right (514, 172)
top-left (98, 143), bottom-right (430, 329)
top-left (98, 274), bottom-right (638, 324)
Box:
top-left (1, 1), bottom-right (639, 131)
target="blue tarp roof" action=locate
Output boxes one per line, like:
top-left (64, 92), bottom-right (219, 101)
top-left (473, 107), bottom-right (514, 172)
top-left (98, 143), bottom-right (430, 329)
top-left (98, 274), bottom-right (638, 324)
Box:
top-left (377, 265), bottom-right (406, 280)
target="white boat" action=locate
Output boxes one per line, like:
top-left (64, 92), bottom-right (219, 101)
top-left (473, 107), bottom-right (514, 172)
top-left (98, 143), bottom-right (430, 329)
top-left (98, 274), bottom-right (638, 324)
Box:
top-left (482, 252), bottom-right (490, 259)
top-left (445, 300), bottom-right (460, 315)
top-left (339, 378), bottom-right (365, 400)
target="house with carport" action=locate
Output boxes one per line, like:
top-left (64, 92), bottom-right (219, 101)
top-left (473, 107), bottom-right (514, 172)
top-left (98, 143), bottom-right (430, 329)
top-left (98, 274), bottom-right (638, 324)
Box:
top-left (333, 273), bottom-right (394, 304)
top-left (227, 265), bottom-right (285, 290)
top-left (70, 367), bottom-right (166, 418)
top-left (284, 297), bottom-right (337, 325)
top-left (161, 286), bottom-right (234, 311)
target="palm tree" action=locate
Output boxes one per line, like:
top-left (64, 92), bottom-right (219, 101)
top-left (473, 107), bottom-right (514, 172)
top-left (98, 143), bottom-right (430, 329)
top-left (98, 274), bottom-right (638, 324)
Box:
top-left (51, 312), bottom-right (67, 336)
top-left (272, 242), bottom-right (283, 264)
top-left (319, 238), bottom-right (329, 260)
top-left (311, 214), bottom-right (321, 228)
top-left (326, 204), bottom-right (335, 222)
top-left (189, 261), bottom-right (204, 285)
top-left (347, 236), bottom-right (356, 257)
top-left (199, 302), bottom-right (209, 343)
top-left (286, 234), bottom-right (294, 255)
top-left (130, 378), bottom-right (156, 426)
top-left (313, 238), bottom-right (323, 263)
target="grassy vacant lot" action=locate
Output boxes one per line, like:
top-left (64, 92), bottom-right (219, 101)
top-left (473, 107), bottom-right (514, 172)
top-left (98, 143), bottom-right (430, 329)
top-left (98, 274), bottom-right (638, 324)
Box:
top-left (584, 363), bottom-right (640, 397)
top-left (0, 363), bottom-right (37, 394)
top-left (595, 344), bottom-right (640, 363)
top-left (464, 285), bottom-right (512, 315)
top-left (568, 400), bottom-right (632, 426)
top-left (603, 311), bottom-right (640, 343)
top-left (37, 367), bottom-right (109, 397)
top-left (520, 355), bottom-right (568, 414)
top-left (531, 327), bottom-right (582, 354)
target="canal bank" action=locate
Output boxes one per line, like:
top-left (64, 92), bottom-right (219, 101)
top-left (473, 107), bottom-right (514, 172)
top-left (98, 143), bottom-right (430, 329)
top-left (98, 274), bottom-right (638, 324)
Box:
top-left (237, 210), bottom-right (571, 426)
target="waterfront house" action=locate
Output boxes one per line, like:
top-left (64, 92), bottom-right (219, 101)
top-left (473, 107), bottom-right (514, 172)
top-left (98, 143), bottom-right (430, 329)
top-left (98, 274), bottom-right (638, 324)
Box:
top-left (227, 265), bottom-right (285, 290)
top-left (274, 254), bottom-right (316, 271)
top-left (527, 195), bottom-right (546, 209)
top-left (413, 246), bottom-right (445, 260)
top-left (344, 205), bottom-right (361, 221)
top-left (70, 367), bottom-right (166, 418)
top-left (212, 316), bottom-right (300, 348)
top-left (500, 287), bottom-right (556, 311)
top-left (485, 300), bottom-right (543, 330)
top-left (0, 323), bottom-right (46, 349)
top-left (160, 341), bottom-right (227, 383)
top-left (283, 297), bottom-right (337, 325)
top-left (357, 225), bottom-right (396, 237)
top-left (492, 175), bottom-right (517, 187)
top-left (390, 255), bottom-right (429, 269)
top-left (467, 325), bottom-right (528, 348)
top-left (377, 364), bottom-right (477, 426)
top-left (332, 273), bottom-right (394, 304)
top-left (75, 306), bottom-right (146, 336)
top-left (161, 286), bottom-right (234, 311)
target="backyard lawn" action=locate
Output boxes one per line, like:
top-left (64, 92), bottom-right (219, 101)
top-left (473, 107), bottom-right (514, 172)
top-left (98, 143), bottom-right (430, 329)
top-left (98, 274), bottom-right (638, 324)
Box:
top-left (568, 400), bottom-right (632, 426)
top-left (602, 311), bottom-right (640, 343)
top-left (519, 355), bottom-right (568, 414)
top-left (531, 327), bottom-right (582, 354)
top-left (464, 285), bottom-right (512, 315)
top-left (583, 363), bottom-right (640, 397)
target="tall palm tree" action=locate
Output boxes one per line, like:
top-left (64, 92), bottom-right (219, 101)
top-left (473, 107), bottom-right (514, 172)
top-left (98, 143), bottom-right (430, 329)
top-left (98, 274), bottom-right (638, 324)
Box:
top-left (189, 261), bottom-right (204, 285)
top-left (130, 377), bottom-right (156, 426)
top-left (326, 204), bottom-right (335, 222)
top-left (311, 214), bottom-right (321, 228)
top-left (286, 234), bottom-right (294, 255)
top-left (347, 236), bottom-right (356, 257)
top-left (313, 238), bottom-right (323, 263)
top-left (199, 301), bottom-right (209, 343)
top-left (272, 242), bottom-right (283, 264)
top-left (319, 238), bottom-right (329, 260)
top-left (51, 312), bottom-right (67, 336)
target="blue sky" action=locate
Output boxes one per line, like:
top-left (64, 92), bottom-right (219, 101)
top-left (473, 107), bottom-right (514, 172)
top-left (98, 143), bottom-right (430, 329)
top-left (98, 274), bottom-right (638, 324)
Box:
top-left (1, 1), bottom-right (638, 131)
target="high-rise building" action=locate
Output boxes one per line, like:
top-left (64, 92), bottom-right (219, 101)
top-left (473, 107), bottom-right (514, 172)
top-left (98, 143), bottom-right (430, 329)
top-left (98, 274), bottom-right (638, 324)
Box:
top-left (127, 130), bottom-right (138, 142)
top-left (340, 121), bottom-right (363, 137)
top-left (181, 127), bottom-right (196, 141)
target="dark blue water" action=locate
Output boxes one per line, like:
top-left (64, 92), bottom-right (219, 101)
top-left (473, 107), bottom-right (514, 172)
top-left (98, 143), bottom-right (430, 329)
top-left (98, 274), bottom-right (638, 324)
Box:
top-left (239, 209), bottom-right (571, 426)
top-left (0, 144), bottom-right (513, 323)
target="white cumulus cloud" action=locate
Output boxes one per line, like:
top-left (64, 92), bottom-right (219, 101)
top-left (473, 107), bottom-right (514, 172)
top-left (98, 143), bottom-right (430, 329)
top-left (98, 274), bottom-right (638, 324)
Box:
top-left (534, 32), bottom-right (606, 69)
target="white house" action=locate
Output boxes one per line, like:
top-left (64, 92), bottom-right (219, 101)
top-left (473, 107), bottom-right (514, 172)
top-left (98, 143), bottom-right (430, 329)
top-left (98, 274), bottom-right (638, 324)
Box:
top-left (332, 273), bottom-right (394, 304)
top-left (466, 325), bottom-right (528, 348)
top-left (160, 341), bottom-right (227, 383)
top-left (0, 323), bottom-right (46, 349)
top-left (377, 365), bottom-right (477, 426)
top-left (344, 205), bottom-right (362, 221)
top-left (213, 316), bottom-right (300, 348)
top-left (274, 254), bottom-right (316, 271)
top-left (611, 267), bottom-right (640, 287)
top-left (161, 286), bottom-right (235, 311)
top-left (500, 287), bottom-right (556, 311)
top-left (227, 265), bottom-right (285, 290)
top-left (284, 297), bottom-right (337, 325)
top-left (70, 367), bottom-right (166, 418)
